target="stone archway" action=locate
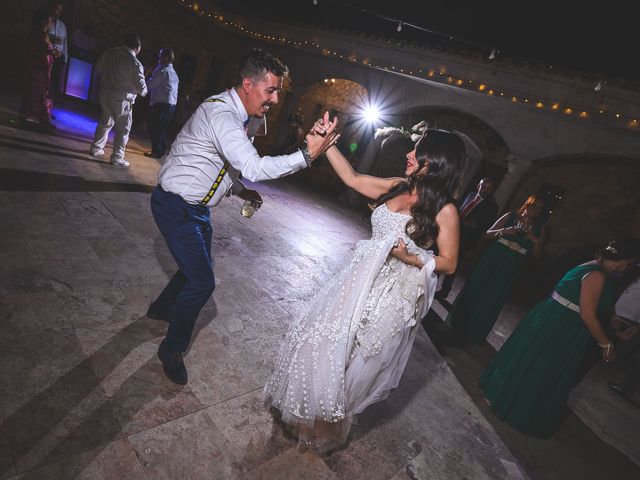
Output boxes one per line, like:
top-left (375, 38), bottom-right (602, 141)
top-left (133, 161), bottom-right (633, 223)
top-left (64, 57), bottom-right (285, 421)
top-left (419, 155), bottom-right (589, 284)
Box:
top-left (293, 78), bottom-right (369, 190)
top-left (511, 155), bottom-right (640, 257)
top-left (365, 105), bottom-right (511, 196)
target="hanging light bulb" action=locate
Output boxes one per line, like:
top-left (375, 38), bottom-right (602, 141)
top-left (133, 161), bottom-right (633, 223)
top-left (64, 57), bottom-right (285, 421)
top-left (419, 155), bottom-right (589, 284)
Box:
top-left (488, 49), bottom-right (496, 60)
top-left (594, 80), bottom-right (603, 92)
top-left (397, 21), bottom-right (403, 32)
top-left (312, 0), bottom-right (318, 4)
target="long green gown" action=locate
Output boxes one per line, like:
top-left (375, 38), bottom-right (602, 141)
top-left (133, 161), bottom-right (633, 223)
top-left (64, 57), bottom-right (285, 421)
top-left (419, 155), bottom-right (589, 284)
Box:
top-left (446, 212), bottom-right (541, 344)
top-left (479, 263), bottom-right (613, 438)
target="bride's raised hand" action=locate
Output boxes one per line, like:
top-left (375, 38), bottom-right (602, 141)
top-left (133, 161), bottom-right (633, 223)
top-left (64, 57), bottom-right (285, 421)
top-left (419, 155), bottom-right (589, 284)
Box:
top-left (311, 111), bottom-right (338, 137)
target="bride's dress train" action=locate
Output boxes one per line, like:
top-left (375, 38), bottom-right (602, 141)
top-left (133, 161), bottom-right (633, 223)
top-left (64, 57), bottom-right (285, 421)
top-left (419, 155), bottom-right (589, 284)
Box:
top-left (263, 203), bottom-right (438, 453)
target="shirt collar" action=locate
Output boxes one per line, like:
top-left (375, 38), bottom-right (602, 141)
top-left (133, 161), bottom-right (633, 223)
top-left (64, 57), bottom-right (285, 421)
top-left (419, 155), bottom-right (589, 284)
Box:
top-left (229, 88), bottom-right (250, 126)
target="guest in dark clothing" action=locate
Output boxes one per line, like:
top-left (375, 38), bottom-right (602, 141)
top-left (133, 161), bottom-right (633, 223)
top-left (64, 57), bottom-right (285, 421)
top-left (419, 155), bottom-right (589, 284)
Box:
top-left (480, 239), bottom-right (637, 438)
top-left (21, 9), bottom-right (60, 128)
top-left (436, 177), bottom-right (498, 299)
top-left (145, 48), bottom-right (179, 158)
top-left (608, 270), bottom-right (640, 398)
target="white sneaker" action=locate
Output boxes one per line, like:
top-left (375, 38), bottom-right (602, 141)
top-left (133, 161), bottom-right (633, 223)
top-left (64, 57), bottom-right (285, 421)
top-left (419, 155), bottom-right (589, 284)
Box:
top-left (110, 157), bottom-right (130, 167)
top-left (90, 148), bottom-right (105, 158)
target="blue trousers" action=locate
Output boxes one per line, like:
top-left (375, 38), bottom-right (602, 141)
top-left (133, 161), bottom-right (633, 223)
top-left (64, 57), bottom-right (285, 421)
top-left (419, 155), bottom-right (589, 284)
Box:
top-left (150, 185), bottom-right (215, 352)
top-left (149, 103), bottom-right (176, 155)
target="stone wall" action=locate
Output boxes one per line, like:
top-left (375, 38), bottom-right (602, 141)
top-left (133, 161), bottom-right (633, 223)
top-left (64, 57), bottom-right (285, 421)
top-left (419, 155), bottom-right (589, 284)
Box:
top-left (508, 157), bottom-right (640, 258)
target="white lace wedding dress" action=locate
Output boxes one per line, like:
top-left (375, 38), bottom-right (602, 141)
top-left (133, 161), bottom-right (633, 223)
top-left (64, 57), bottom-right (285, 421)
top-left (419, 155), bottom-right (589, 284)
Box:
top-left (263, 203), bottom-right (437, 453)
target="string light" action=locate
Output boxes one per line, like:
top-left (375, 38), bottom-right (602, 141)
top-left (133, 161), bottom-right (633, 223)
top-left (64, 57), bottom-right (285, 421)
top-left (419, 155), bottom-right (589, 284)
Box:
top-left (178, 0), bottom-right (638, 129)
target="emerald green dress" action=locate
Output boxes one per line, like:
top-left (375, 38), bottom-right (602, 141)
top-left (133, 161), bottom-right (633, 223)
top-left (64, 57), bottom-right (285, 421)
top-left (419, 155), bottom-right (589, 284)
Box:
top-left (479, 263), bottom-right (613, 438)
top-left (446, 212), bottom-right (541, 344)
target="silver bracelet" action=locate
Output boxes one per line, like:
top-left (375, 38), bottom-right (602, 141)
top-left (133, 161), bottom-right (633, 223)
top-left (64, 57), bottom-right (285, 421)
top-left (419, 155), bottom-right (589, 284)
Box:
top-left (300, 147), bottom-right (312, 167)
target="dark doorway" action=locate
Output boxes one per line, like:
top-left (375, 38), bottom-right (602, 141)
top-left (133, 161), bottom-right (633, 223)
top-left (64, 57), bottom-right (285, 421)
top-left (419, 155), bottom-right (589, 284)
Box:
top-left (203, 56), bottom-right (226, 97)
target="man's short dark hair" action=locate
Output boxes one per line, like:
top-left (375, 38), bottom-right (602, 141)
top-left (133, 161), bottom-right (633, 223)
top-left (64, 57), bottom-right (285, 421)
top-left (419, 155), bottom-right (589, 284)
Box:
top-left (124, 33), bottom-right (142, 50)
top-left (236, 48), bottom-right (288, 85)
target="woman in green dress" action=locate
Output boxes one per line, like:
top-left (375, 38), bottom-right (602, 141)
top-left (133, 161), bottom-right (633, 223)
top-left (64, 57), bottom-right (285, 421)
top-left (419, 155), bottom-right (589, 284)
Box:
top-left (446, 194), bottom-right (547, 344)
top-left (480, 239), bottom-right (637, 438)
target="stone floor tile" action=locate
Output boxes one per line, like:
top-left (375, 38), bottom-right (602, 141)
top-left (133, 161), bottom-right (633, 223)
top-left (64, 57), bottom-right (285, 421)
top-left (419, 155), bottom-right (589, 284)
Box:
top-left (127, 408), bottom-right (240, 480)
top-left (239, 447), bottom-right (338, 480)
top-left (4, 438), bottom-right (147, 480)
top-left (205, 389), bottom-right (296, 475)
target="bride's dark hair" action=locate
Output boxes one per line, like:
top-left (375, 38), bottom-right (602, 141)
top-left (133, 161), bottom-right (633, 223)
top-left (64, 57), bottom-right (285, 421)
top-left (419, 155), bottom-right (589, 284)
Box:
top-left (372, 129), bottom-right (466, 247)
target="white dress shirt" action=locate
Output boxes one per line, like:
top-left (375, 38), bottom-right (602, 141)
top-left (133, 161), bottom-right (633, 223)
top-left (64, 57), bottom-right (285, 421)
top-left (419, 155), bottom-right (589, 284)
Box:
top-left (96, 46), bottom-right (147, 101)
top-left (616, 277), bottom-right (640, 323)
top-left (158, 88), bottom-right (307, 207)
top-left (147, 63), bottom-right (179, 106)
top-left (48, 17), bottom-right (67, 62)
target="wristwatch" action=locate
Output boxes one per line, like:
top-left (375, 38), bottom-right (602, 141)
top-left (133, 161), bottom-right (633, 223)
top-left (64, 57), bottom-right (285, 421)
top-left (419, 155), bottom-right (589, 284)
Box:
top-left (301, 146), bottom-right (312, 167)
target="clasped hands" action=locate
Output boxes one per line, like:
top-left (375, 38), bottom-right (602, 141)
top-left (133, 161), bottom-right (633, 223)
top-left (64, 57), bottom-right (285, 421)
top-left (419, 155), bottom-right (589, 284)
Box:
top-left (304, 111), bottom-right (341, 161)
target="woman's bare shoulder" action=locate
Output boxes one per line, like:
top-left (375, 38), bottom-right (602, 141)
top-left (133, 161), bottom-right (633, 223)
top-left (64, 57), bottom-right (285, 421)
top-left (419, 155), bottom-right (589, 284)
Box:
top-left (437, 203), bottom-right (459, 219)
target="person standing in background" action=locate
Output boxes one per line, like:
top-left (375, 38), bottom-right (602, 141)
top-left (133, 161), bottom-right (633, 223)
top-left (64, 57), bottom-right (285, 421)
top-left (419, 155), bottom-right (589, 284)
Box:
top-left (89, 33), bottom-right (147, 167)
top-left (145, 48), bottom-right (179, 159)
top-left (21, 9), bottom-right (60, 128)
top-left (436, 177), bottom-right (498, 299)
top-left (446, 194), bottom-right (547, 344)
top-left (46, 0), bottom-right (67, 102)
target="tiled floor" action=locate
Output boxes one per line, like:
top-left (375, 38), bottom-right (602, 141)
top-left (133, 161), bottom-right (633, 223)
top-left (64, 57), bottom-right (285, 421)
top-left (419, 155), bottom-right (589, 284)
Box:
top-left (0, 93), bottom-right (637, 479)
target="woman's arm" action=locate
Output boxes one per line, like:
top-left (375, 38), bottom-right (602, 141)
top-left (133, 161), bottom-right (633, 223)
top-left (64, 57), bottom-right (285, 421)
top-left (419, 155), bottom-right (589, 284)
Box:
top-left (485, 212), bottom-right (519, 238)
top-left (433, 203), bottom-right (460, 274)
top-left (324, 145), bottom-right (404, 200)
top-left (579, 270), bottom-right (616, 362)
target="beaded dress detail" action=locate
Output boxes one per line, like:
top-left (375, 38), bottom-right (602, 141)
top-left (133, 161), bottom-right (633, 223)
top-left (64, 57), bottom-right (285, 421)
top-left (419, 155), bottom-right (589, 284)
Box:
top-left (263, 204), bottom-right (437, 452)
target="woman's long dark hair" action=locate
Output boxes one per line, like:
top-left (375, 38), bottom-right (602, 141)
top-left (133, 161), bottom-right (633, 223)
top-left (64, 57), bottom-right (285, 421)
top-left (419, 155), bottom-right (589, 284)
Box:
top-left (373, 129), bottom-right (466, 247)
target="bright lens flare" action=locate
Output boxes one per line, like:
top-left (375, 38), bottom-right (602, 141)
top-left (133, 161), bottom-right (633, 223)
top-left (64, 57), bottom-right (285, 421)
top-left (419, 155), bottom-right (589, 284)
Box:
top-left (363, 106), bottom-right (380, 123)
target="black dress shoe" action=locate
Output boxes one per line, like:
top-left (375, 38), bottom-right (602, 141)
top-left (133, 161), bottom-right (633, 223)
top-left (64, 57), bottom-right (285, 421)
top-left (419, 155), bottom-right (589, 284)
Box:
top-left (158, 341), bottom-right (188, 385)
top-left (146, 304), bottom-right (169, 322)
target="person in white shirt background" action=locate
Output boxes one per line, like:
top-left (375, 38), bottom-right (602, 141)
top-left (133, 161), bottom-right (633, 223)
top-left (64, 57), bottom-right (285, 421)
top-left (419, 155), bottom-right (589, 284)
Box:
top-left (608, 268), bottom-right (640, 398)
top-left (46, 0), bottom-right (67, 101)
top-left (144, 48), bottom-right (179, 159)
top-left (89, 33), bottom-right (147, 167)
top-left (147, 48), bottom-right (338, 385)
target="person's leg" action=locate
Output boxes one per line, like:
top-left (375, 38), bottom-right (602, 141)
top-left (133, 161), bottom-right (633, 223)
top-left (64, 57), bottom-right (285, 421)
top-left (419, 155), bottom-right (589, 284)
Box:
top-left (158, 104), bottom-right (176, 155)
top-left (437, 271), bottom-right (456, 298)
top-left (111, 99), bottom-right (133, 164)
top-left (151, 187), bottom-right (215, 354)
top-left (147, 270), bottom-right (187, 320)
top-left (91, 94), bottom-right (115, 153)
top-left (148, 104), bottom-right (162, 155)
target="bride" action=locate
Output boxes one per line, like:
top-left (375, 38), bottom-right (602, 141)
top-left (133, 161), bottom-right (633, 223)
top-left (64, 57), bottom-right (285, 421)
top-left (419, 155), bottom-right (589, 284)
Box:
top-left (263, 114), bottom-right (464, 453)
